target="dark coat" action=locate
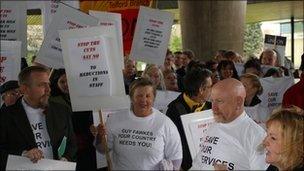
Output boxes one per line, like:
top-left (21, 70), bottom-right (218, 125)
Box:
top-left (0, 98), bottom-right (77, 170)
top-left (166, 94), bottom-right (211, 170)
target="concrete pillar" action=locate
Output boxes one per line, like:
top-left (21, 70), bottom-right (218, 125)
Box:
top-left (179, 1), bottom-right (247, 61)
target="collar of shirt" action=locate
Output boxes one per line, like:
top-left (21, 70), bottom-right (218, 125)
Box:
top-left (183, 93), bottom-right (205, 112)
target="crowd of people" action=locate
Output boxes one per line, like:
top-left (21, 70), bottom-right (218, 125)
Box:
top-left (0, 48), bottom-right (303, 170)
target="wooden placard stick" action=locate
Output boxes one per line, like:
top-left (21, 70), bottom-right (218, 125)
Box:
top-left (98, 109), bottom-right (112, 171)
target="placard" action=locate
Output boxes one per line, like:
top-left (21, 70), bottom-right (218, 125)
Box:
top-left (258, 76), bottom-right (294, 112)
top-left (153, 90), bottom-right (180, 114)
top-left (59, 25), bottom-right (129, 111)
top-left (0, 1), bottom-right (27, 57)
top-left (130, 6), bottom-right (174, 65)
top-left (0, 40), bottom-right (21, 85)
top-left (80, 0), bottom-right (153, 55)
top-left (42, 0), bottom-right (80, 35)
top-left (181, 110), bottom-right (215, 159)
top-left (89, 10), bottom-right (124, 69)
top-left (36, 3), bottom-right (99, 69)
top-left (6, 155), bottom-right (76, 170)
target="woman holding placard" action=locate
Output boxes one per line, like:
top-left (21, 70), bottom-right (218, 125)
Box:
top-left (263, 107), bottom-right (304, 171)
top-left (92, 78), bottom-right (182, 170)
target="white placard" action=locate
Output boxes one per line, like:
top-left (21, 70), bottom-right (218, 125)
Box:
top-left (0, 40), bottom-right (21, 85)
top-left (258, 76), bottom-right (294, 112)
top-left (153, 90), bottom-right (180, 113)
top-left (89, 10), bottom-right (124, 69)
top-left (181, 110), bottom-right (215, 159)
top-left (42, 0), bottom-right (80, 35)
top-left (6, 155), bottom-right (76, 170)
top-left (67, 37), bottom-right (111, 97)
top-left (0, 1), bottom-right (27, 57)
top-left (130, 6), bottom-right (174, 65)
top-left (60, 25), bottom-right (129, 111)
top-left (36, 3), bottom-right (99, 69)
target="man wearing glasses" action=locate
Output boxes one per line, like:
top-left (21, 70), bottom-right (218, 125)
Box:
top-left (0, 80), bottom-right (21, 109)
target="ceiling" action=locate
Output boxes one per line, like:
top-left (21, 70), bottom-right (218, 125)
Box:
top-left (27, 1), bottom-right (303, 25)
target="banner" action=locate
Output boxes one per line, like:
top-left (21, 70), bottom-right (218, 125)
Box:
top-left (0, 1), bottom-right (27, 57)
top-left (36, 3), bottom-right (99, 69)
top-left (59, 25), bottom-right (129, 111)
top-left (181, 110), bottom-right (215, 159)
top-left (89, 10), bottom-right (124, 68)
top-left (0, 40), bottom-right (21, 85)
top-left (264, 34), bottom-right (287, 66)
top-left (6, 155), bottom-right (76, 170)
top-left (258, 76), bottom-right (294, 112)
top-left (130, 6), bottom-right (174, 65)
top-left (80, 0), bottom-right (153, 55)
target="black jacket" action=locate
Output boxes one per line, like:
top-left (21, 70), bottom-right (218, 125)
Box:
top-left (0, 98), bottom-right (77, 170)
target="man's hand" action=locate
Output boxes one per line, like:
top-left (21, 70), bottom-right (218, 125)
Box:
top-left (24, 148), bottom-right (44, 163)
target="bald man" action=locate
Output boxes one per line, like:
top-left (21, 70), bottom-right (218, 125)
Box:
top-left (191, 78), bottom-right (268, 170)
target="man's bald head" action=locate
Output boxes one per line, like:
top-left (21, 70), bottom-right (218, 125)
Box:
top-left (211, 78), bottom-right (246, 123)
top-left (213, 78), bottom-right (246, 99)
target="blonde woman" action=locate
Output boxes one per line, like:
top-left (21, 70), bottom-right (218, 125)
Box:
top-left (142, 64), bottom-right (166, 90)
top-left (264, 107), bottom-right (304, 171)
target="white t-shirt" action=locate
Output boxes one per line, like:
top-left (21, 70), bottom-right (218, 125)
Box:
top-left (245, 104), bottom-right (272, 130)
top-left (106, 108), bottom-right (182, 170)
top-left (191, 112), bottom-right (268, 170)
top-left (22, 99), bottom-right (53, 159)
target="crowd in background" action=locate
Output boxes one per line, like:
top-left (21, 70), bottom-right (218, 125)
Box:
top-left (0, 48), bottom-right (303, 171)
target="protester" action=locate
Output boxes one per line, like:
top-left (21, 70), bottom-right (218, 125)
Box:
top-left (223, 50), bottom-right (239, 63)
top-left (142, 64), bottom-right (166, 90)
top-left (263, 107), bottom-right (304, 171)
top-left (0, 80), bottom-right (21, 109)
top-left (123, 58), bottom-right (137, 94)
top-left (0, 66), bottom-right (77, 169)
top-left (205, 60), bottom-right (220, 85)
top-left (282, 53), bottom-right (304, 110)
top-left (191, 78), bottom-right (268, 170)
top-left (92, 78), bottom-right (182, 170)
top-left (260, 49), bottom-right (278, 67)
top-left (166, 68), bottom-right (212, 170)
top-left (161, 50), bottom-right (175, 72)
top-left (243, 57), bottom-right (263, 77)
top-left (49, 69), bottom-right (96, 171)
top-left (174, 51), bottom-right (183, 70)
top-left (176, 50), bottom-right (195, 91)
top-left (163, 69), bottom-right (179, 92)
top-left (240, 73), bottom-right (263, 106)
top-left (217, 60), bottom-right (239, 80)
top-left (214, 49), bottom-right (227, 62)
top-left (181, 50), bottom-right (195, 68)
